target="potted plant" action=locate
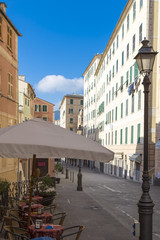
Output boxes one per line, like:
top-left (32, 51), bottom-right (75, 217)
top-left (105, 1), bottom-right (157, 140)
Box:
top-left (54, 162), bottom-right (63, 184)
top-left (37, 175), bottom-right (56, 206)
top-left (0, 179), bottom-right (10, 206)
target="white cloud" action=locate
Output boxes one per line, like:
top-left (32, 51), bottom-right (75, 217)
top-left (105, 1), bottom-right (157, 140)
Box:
top-left (35, 75), bottom-right (84, 93)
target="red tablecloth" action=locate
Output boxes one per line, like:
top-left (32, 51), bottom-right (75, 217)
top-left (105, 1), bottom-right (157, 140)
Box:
top-left (19, 203), bottom-right (43, 212)
top-left (23, 196), bottom-right (43, 203)
top-left (30, 212), bottom-right (52, 224)
top-left (28, 224), bottom-right (64, 240)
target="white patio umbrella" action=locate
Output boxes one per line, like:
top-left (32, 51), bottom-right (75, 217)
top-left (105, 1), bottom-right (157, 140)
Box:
top-left (0, 118), bottom-right (114, 226)
top-left (0, 118), bottom-right (114, 161)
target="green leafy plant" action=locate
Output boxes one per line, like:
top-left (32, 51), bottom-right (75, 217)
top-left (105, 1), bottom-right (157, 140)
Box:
top-left (54, 162), bottom-right (62, 176)
top-left (38, 174), bottom-right (56, 196)
top-left (0, 179), bottom-right (9, 193)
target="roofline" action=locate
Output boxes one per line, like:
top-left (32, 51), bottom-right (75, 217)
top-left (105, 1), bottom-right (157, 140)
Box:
top-left (59, 94), bottom-right (83, 109)
top-left (95, 0), bottom-right (134, 76)
top-left (82, 54), bottom-right (102, 77)
top-left (28, 83), bottom-right (36, 98)
top-left (0, 9), bottom-right (22, 36)
top-left (35, 97), bottom-right (55, 106)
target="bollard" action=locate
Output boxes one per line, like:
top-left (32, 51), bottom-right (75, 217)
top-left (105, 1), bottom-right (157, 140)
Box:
top-left (66, 167), bottom-right (69, 179)
top-left (77, 165), bottom-right (83, 191)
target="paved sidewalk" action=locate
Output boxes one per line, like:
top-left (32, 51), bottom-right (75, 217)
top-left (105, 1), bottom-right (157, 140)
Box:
top-left (55, 172), bottom-right (135, 240)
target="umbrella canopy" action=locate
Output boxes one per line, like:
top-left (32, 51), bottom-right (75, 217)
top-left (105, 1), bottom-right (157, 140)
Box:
top-left (0, 118), bottom-right (114, 162)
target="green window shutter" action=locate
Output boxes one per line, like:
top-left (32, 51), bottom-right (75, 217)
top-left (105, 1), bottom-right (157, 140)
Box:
top-left (112, 109), bottom-right (114, 123)
top-left (120, 129), bottom-right (123, 144)
top-left (138, 90), bottom-right (141, 110)
top-left (35, 105), bottom-right (37, 111)
top-left (121, 76), bottom-right (123, 91)
top-left (115, 130), bottom-right (117, 144)
top-left (131, 125), bottom-right (134, 144)
top-left (134, 62), bottom-right (138, 79)
top-left (115, 106), bottom-right (118, 121)
top-left (137, 123), bottom-right (141, 143)
top-left (130, 66), bottom-right (132, 84)
top-left (126, 99), bottom-right (128, 116)
top-left (125, 127), bottom-right (128, 144)
top-left (131, 95), bottom-right (134, 113)
top-left (121, 103), bottom-right (123, 118)
top-left (39, 105), bottom-right (41, 111)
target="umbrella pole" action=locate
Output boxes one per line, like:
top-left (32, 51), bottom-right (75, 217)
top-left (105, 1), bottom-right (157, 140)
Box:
top-left (27, 154), bottom-right (36, 227)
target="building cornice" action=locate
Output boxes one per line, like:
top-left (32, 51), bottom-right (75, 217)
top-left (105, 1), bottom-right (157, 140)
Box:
top-left (82, 54), bottom-right (102, 77)
top-left (0, 9), bottom-right (22, 36)
top-left (95, 0), bottom-right (134, 76)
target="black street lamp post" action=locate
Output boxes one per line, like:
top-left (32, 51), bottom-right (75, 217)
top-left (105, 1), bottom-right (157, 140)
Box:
top-left (134, 39), bottom-right (158, 240)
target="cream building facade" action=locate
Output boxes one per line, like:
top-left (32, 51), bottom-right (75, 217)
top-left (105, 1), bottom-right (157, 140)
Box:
top-left (83, 0), bottom-right (160, 183)
top-left (59, 94), bottom-right (83, 132)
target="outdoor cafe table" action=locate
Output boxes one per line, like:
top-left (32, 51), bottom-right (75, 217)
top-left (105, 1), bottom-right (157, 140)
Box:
top-left (18, 203), bottom-right (44, 213)
top-left (28, 224), bottom-right (64, 240)
top-left (30, 212), bottom-right (52, 224)
top-left (23, 195), bottom-right (43, 203)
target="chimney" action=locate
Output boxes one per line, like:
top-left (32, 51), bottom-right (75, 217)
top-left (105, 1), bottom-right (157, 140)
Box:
top-left (0, 2), bottom-right (7, 13)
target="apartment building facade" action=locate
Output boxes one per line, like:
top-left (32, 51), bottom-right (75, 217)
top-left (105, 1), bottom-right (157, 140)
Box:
top-left (83, 0), bottom-right (160, 183)
top-left (59, 94), bottom-right (83, 132)
top-left (18, 75), bottom-right (36, 123)
top-left (0, 2), bottom-right (22, 181)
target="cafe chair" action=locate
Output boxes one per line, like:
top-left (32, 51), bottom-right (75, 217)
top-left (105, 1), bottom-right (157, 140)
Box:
top-left (8, 209), bottom-right (23, 220)
top-left (0, 205), bottom-right (9, 232)
top-left (4, 225), bottom-right (30, 240)
top-left (4, 216), bottom-right (29, 229)
top-left (51, 212), bottom-right (67, 225)
top-left (43, 204), bottom-right (58, 215)
top-left (60, 225), bottom-right (85, 240)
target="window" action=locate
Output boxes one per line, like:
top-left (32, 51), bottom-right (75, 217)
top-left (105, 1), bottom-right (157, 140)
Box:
top-left (131, 95), bottom-right (134, 113)
top-left (138, 90), bottom-right (141, 110)
top-left (112, 87), bottom-right (114, 101)
top-left (106, 74), bottom-right (108, 85)
top-left (127, 14), bottom-right (129, 31)
top-left (117, 35), bottom-right (119, 49)
top-left (127, 43), bottom-right (129, 60)
top-left (111, 132), bottom-right (113, 145)
top-left (120, 129), bottom-right (123, 144)
top-left (43, 105), bottom-right (47, 112)
top-left (106, 133), bottom-right (107, 145)
top-left (112, 109), bottom-right (114, 123)
top-left (131, 125), bottom-right (134, 143)
top-left (69, 108), bottom-right (73, 114)
top-left (8, 73), bottom-right (13, 97)
top-left (108, 133), bottom-right (110, 145)
top-left (121, 103), bottom-right (123, 118)
top-left (70, 99), bottom-right (73, 104)
top-left (0, 17), bottom-right (2, 39)
top-left (70, 118), bottom-right (73, 123)
top-left (116, 83), bottom-right (118, 97)
top-left (125, 127), bottom-right (128, 144)
top-left (122, 51), bottom-right (124, 66)
top-left (126, 99), bottom-right (128, 116)
top-left (43, 117), bottom-right (47, 121)
top-left (115, 106), bottom-right (118, 121)
top-left (126, 71), bottom-right (129, 87)
top-left (132, 34), bottom-right (136, 52)
top-left (130, 66), bottom-right (132, 84)
top-left (109, 70), bottom-right (111, 82)
top-left (7, 26), bottom-right (12, 50)
top-left (139, 24), bottom-right (142, 43)
top-left (109, 91), bottom-right (111, 103)
top-left (116, 59), bottom-right (118, 73)
top-left (25, 98), bottom-right (27, 105)
top-left (137, 123), bottom-right (141, 143)
top-left (140, 0), bottom-right (143, 9)
top-left (112, 65), bottom-right (115, 78)
top-left (35, 105), bottom-right (41, 112)
top-left (122, 24), bottom-right (124, 39)
top-left (120, 76), bottom-right (123, 92)
top-left (133, 1), bottom-right (136, 20)
top-left (80, 99), bottom-right (83, 105)
top-left (134, 62), bottom-right (138, 79)
top-left (115, 130), bottom-right (117, 144)
top-left (106, 93), bottom-right (108, 106)
top-left (113, 42), bottom-right (115, 54)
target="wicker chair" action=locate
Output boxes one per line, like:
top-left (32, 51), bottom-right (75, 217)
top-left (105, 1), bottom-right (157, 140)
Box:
top-left (60, 225), bottom-right (85, 240)
top-left (50, 212), bottom-right (67, 226)
top-left (43, 204), bottom-right (58, 215)
top-left (3, 225), bottom-right (30, 240)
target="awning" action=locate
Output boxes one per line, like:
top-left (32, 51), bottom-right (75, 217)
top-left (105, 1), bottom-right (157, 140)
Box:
top-left (129, 154), bottom-right (142, 163)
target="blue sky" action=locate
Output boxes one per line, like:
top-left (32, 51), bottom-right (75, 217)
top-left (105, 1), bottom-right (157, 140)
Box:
top-left (5, 0), bottom-right (128, 110)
